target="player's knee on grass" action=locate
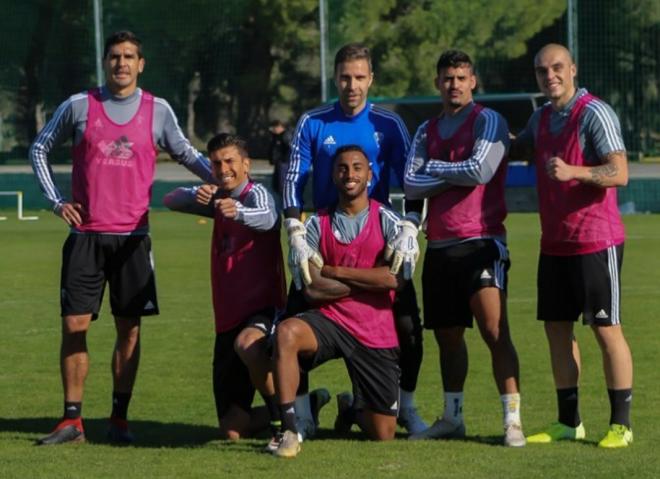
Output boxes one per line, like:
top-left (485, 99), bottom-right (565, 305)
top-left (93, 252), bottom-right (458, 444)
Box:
top-left (219, 404), bottom-right (252, 441)
top-left (359, 409), bottom-right (396, 441)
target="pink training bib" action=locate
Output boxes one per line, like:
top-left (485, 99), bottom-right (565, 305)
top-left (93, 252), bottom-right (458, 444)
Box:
top-left (535, 94), bottom-right (625, 255)
top-left (71, 88), bottom-right (157, 232)
top-left (318, 200), bottom-right (398, 349)
top-left (425, 104), bottom-right (507, 241)
top-left (211, 182), bottom-right (286, 333)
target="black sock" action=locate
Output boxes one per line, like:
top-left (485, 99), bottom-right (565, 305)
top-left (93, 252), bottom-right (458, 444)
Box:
top-left (556, 387), bottom-right (580, 427)
top-left (279, 401), bottom-right (297, 433)
top-left (263, 394), bottom-right (281, 434)
top-left (342, 406), bottom-right (357, 426)
top-left (64, 401), bottom-right (82, 420)
top-left (264, 394), bottom-right (280, 421)
top-left (111, 391), bottom-right (132, 420)
top-left (608, 388), bottom-right (632, 427)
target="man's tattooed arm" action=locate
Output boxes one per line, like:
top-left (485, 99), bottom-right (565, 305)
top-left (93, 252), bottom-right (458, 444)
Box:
top-left (582, 151), bottom-right (628, 187)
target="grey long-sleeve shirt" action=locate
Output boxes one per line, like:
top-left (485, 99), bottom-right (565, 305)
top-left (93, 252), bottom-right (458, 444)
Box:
top-left (163, 179), bottom-right (280, 232)
top-left (403, 102), bottom-right (509, 200)
top-left (29, 86), bottom-right (214, 211)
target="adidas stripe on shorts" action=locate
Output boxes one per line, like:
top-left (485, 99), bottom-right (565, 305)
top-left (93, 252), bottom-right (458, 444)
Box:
top-left (60, 233), bottom-right (159, 319)
top-left (537, 244), bottom-right (623, 325)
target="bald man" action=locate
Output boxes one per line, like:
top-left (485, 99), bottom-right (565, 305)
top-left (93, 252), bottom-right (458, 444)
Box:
top-left (511, 44), bottom-right (633, 448)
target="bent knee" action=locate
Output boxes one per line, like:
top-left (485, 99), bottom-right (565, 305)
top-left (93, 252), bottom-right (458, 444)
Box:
top-left (275, 319), bottom-right (304, 348)
top-left (234, 328), bottom-right (265, 356)
top-left (62, 314), bottom-right (92, 334)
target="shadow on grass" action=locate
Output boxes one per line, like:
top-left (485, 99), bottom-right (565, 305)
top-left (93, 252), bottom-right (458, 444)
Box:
top-left (0, 417), bottom-right (218, 448)
top-left (4, 419), bottom-right (567, 450)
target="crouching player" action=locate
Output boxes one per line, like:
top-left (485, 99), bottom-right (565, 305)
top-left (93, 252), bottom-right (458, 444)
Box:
top-left (164, 134), bottom-right (285, 439)
top-left (269, 145), bottom-right (411, 458)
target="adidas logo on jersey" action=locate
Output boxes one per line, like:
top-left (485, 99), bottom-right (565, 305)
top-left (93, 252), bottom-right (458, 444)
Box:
top-left (595, 309), bottom-right (609, 319)
top-left (323, 135), bottom-right (336, 145)
top-left (480, 270), bottom-right (492, 280)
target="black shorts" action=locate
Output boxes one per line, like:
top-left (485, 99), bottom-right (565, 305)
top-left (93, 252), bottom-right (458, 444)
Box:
top-left (537, 244), bottom-right (624, 325)
top-left (422, 238), bottom-right (510, 329)
top-left (60, 234), bottom-right (158, 319)
top-left (213, 309), bottom-right (275, 421)
top-left (295, 310), bottom-right (400, 416)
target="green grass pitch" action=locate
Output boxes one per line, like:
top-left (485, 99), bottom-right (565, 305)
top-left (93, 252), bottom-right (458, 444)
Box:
top-left (1, 211), bottom-right (659, 478)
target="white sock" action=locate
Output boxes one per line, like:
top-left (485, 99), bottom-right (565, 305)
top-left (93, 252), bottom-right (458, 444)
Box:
top-left (294, 394), bottom-right (312, 422)
top-left (442, 392), bottom-right (464, 424)
top-left (400, 388), bottom-right (415, 409)
top-left (501, 393), bottom-right (521, 427)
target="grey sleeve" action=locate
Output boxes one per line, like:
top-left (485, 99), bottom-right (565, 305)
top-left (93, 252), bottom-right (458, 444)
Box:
top-left (235, 183), bottom-right (280, 232)
top-left (162, 186), bottom-right (215, 218)
top-left (28, 94), bottom-right (83, 209)
top-left (424, 109), bottom-right (509, 186)
top-left (403, 122), bottom-right (452, 200)
top-left (153, 98), bottom-right (215, 183)
top-left (305, 215), bottom-right (321, 254)
top-left (379, 205), bottom-right (403, 244)
top-left (582, 100), bottom-right (627, 159)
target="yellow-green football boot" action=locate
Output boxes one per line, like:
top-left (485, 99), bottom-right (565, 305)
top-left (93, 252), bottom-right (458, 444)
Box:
top-left (598, 424), bottom-right (633, 448)
top-left (526, 422), bottom-right (586, 443)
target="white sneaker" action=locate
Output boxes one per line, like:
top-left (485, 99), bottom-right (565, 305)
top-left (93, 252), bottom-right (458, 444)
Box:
top-left (398, 406), bottom-right (428, 435)
top-left (408, 417), bottom-right (466, 440)
top-left (265, 431), bottom-right (305, 454)
top-left (263, 432), bottom-right (283, 453)
top-left (504, 423), bottom-right (526, 447)
top-left (272, 430), bottom-right (301, 458)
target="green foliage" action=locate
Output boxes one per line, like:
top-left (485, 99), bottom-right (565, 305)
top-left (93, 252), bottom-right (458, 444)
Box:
top-left (330, 0), bottom-right (566, 97)
top-left (1, 211), bottom-right (660, 477)
top-left (0, 0), bottom-right (657, 157)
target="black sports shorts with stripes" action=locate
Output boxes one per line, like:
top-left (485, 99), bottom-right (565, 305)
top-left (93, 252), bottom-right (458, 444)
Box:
top-left (60, 233), bottom-right (158, 319)
top-left (295, 310), bottom-right (400, 417)
top-left (213, 308), bottom-right (275, 421)
top-left (537, 244), bottom-right (624, 326)
top-left (422, 238), bottom-right (510, 329)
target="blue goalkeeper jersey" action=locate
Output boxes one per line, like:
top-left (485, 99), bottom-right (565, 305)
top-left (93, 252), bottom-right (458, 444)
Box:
top-left (283, 101), bottom-right (410, 211)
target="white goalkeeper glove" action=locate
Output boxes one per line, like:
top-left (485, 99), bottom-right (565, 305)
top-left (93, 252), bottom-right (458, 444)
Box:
top-left (384, 215), bottom-right (420, 281)
top-left (284, 218), bottom-right (324, 290)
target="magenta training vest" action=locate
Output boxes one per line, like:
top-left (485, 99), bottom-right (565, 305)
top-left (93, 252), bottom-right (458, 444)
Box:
top-left (72, 88), bottom-right (157, 233)
top-left (535, 94), bottom-right (625, 255)
top-left (318, 199), bottom-right (398, 349)
top-left (424, 104), bottom-right (507, 241)
top-left (211, 182), bottom-right (286, 333)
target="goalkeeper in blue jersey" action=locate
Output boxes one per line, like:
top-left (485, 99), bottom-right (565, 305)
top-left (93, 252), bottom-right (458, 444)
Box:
top-left (282, 43), bottom-right (426, 434)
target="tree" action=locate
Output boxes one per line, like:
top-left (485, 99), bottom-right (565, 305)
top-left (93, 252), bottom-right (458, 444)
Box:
top-left (578, 0), bottom-right (660, 155)
top-left (328, 0), bottom-right (566, 97)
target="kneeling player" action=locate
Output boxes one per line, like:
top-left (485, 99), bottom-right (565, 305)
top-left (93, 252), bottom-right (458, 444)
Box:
top-left (164, 134), bottom-right (285, 439)
top-left (269, 145), bottom-right (410, 458)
